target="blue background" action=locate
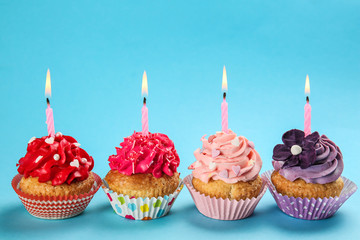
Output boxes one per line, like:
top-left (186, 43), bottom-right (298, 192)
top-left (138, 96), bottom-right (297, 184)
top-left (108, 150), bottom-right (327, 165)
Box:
top-left (0, 0), bottom-right (359, 239)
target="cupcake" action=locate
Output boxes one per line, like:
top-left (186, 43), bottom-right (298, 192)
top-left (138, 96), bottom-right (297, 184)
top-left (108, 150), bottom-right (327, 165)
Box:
top-left (185, 130), bottom-right (267, 220)
top-left (263, 129), bottom-right (357, 220)
top-left (12, 132), bottom-right (101, 219)
top-left (102, 131), bottom-right (183, 220)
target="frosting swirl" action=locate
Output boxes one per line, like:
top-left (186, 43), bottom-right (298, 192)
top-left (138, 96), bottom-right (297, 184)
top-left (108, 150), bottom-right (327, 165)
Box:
top-left (272, 129), bottom-right (343, 184)
top-left (108, 132), bottom-right (180, 178)
top-left (188, 130), bottom-right (262, 184)
top-left (17, 133), bottom-right (94, 186)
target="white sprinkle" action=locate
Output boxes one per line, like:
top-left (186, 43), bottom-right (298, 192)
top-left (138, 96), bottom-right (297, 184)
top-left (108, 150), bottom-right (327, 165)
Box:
top-left (81, 158), bottom-right (87, 163)
top-left (308, 212), bottom-right (312, 215)
top-left (230, 137), bottom-right (240, 147)
top-left (208, 161), bottom-right (216, 170)
top-left (45, 137), bottom-right (54, 144)
top-left (28, 137), bottom-right (36, 144)
top-left (56, 132), bottom-right (63, 137)
top-left (73, 143), bottom-right (81, 147)
top-left (70, 159), bottom-right (80, 168)
top-left (53, 154), bottom-right (60, 161)
top-left (290, 145), bottom-right (302, 155)
top-left (35, 156), bottom-right (43, 163)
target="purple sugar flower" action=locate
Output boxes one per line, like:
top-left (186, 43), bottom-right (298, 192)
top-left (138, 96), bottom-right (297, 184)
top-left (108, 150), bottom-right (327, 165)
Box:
top-left (273, 129), bottom-right (319, 169)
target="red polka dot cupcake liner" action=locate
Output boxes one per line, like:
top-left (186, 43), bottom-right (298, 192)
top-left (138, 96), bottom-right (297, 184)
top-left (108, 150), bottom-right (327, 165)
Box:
top-left (262, 170), bottom-right (357, 220)
top-left (12, 173), bottom-right (102, 220)
top-left (184, 174), bottom-right (267, 220)
top-left (102, 178), bottom-right (183, 220)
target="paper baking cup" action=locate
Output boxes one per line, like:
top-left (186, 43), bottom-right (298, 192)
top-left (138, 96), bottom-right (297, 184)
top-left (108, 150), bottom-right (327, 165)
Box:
top-left (184, 174), bottom-right (267, 220)
top-left (102, 178), bottom-right (184, 220)
top-left (262, 170), bottom-right (357, 220)
top-left (12, 173), bottom-right (102, 220)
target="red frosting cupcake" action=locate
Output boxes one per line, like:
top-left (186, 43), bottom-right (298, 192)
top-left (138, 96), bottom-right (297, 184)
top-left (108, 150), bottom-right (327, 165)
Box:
top-left (102, 131), bottom-right (183, 220)
top-left (12, 132), bottom-right (101, 219)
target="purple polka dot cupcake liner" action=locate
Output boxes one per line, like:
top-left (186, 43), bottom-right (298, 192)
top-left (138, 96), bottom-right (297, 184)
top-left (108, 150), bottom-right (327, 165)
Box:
top-left (262, 170), bottom-right (357, 220)
top-left (184, 174), bottom-right (268, 220)
top-left (102, 178), bottom-right (183, 220)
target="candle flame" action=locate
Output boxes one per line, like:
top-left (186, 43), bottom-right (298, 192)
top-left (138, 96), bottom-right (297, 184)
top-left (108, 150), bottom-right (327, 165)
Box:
top-left (222, 66), bottom-right (227, 91)
top-left (142, 71), bottom-right (148, 96)
top-left (45, 69), bottom-right (51, 97)
top-left (305, 74), bottom-right (310, 95)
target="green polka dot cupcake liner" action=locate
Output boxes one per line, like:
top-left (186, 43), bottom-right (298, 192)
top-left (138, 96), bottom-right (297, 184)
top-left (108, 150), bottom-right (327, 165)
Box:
top-left (102, 178), bottom-right (183, 220)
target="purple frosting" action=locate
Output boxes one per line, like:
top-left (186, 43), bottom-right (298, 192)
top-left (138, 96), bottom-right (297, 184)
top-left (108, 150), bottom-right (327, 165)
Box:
top-left (272, 129), bottom-right (343, 184)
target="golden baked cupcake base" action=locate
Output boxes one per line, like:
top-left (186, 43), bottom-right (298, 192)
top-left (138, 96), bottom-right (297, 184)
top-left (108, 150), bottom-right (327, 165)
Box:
top-left (271, 171), bottom-right (343, 199)
top-left (104, 170), bottom-right (180, 198)
top-left (192, 175), bottom-right (263, 200)
top-left (19, 172), bottom-right (95, 197)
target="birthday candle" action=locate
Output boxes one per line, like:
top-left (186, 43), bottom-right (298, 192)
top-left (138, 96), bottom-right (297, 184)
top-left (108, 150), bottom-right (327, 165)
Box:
top-left (141, 71), bottom-right (149, 136)
top-left (304, 74), bottom-right (311, 136)
top-left (221, 66), bottom-right (228, 133)
top-left (45, 69), bottom-right (55, 137)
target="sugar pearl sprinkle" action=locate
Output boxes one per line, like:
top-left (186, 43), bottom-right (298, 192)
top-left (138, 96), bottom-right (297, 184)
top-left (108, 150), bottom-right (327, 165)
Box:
top-left (56, 132), bottom-right (63, 137)
top-left (53, 154), bottom-right (60, 161)
top-left (81, 158), bottom-right (87, 163)
top-left (290, 145), bottom-right (302, 155)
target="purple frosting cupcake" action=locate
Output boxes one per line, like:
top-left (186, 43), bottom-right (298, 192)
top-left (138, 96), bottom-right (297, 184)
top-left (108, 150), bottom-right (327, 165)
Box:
top-left (272, 129), bottom-right (344, 184)
top-left (262, 129), bottom-right (357, 220)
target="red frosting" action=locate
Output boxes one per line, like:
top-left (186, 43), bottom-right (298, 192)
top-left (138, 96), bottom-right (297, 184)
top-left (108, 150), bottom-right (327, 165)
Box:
top-left (108, 132), bottom-right (180, 178)
top-left (17, 133), bottom-right (94, 186)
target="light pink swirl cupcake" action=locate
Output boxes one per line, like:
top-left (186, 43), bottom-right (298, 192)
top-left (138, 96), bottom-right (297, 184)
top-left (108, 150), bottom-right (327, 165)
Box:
top-left (189, 130), bottom-right (262, 185)
top-left (188, 130), bottom-right (263, 201)
top-left (184, 130), bottom-right (267, 220)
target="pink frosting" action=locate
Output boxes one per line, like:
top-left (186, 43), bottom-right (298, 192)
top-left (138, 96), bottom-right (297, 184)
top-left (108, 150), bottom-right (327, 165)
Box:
top-left (188, 130), bottom-right (262, 184)
top-left (108, 132), bottom-right (180, 178)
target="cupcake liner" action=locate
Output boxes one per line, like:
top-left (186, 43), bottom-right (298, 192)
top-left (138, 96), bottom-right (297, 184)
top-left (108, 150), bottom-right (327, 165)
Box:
top-left (102, 178), bottom-right (184, 220)
top-left (262, 170), bottom-right (357, 220)
top-left (12, 173), bottom-right (102, 220)
top-left (184, 174), bottom-right (267, 220)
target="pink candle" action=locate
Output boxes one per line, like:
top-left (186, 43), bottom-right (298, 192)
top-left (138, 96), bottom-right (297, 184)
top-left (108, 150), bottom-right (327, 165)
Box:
top-left (221, 94), bottom-right (228, 133)
top-left (141, 71), bottom-right (149, 136)
top-left (221, 66), bottom-right (228, 133)
top-left (142, 98), bottom-right (149, 136)
top-left (46, 99), bottom-right (55, 137)
top-left (45, 69), bottom-right (55, 137)
top-left (304, 97), bottom-right (311, 136)
top-left (304, 75), bottom-right (311, 136)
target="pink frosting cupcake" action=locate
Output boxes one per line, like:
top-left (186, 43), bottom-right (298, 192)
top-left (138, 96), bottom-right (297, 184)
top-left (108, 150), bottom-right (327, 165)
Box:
top-left (184, 130), bottom-right (267, 220)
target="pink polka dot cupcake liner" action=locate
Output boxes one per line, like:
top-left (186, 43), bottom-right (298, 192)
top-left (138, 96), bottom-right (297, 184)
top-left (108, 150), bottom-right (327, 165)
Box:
top-left (184, 174), bottom-right (267, 220)
top-left (12, 173), bottom-right (102, 220)
top-left (102, 178), bottom-right (183, 220)
top-left (262, 170), bottom-right (357, 220)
